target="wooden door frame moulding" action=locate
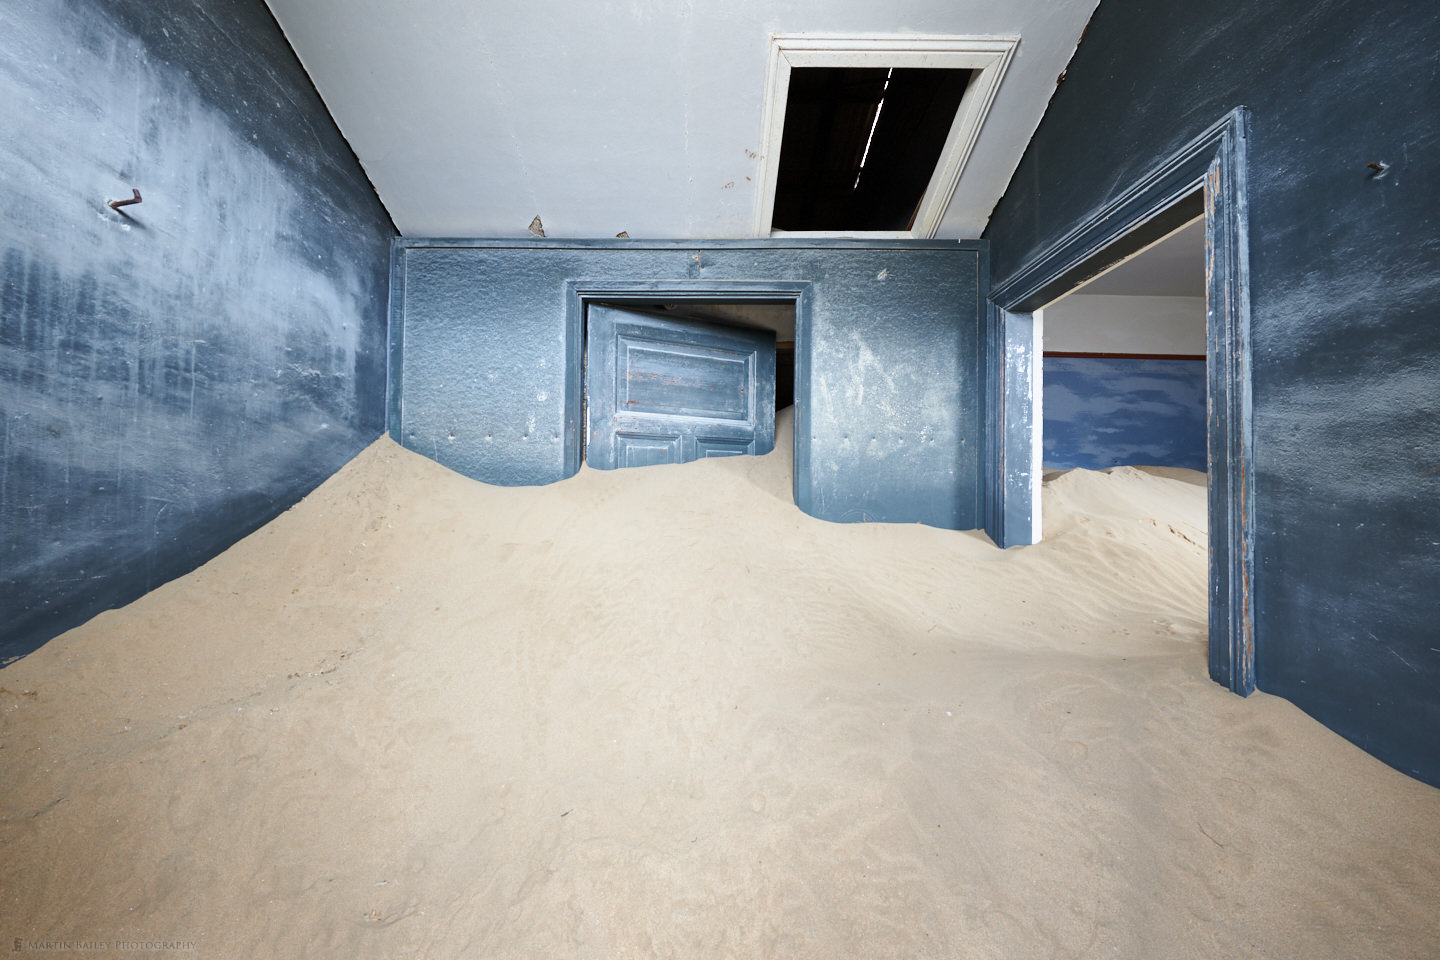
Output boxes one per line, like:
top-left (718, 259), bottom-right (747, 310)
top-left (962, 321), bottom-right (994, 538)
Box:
top-left (988, 106), bottom-right (1256, 695)
top-left (753, 34), bottom-right (1019, 239)
top-left (563, 279), bottom-right (814, 508)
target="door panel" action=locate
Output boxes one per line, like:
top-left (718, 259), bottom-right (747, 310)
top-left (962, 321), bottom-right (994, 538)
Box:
top-left (620, 342), bottom-right (751, 420)
top-left (696, 437), bottom-right (751, 458)
top-left (617, 432), bottom-right (683, 467)
top-left (587, 304), bottom-right (776, 470)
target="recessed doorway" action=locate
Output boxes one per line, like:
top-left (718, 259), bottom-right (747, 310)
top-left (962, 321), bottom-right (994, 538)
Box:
top-left (566, 284), bottom-right (806, 488)
top-left (583, 301), bottom-right (794, 470)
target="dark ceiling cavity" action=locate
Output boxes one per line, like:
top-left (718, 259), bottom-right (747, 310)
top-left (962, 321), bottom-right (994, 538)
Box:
top-left (771, 66), bottom-right (973, 232)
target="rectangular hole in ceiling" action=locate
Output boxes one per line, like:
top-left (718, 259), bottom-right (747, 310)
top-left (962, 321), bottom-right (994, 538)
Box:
top-left (771, 67), bottom-right (974, 232)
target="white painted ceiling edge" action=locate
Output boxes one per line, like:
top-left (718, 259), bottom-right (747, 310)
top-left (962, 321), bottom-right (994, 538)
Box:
top-left (263, 0), bottom-right (1101, 239)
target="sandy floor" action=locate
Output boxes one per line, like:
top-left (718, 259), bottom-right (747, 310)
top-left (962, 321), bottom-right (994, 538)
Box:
top-left (3, 411), bottom-right (1438, 959)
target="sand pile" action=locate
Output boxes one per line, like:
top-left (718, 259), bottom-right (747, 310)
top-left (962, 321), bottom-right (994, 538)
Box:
top-left (3, 410), bottom-right (1438, 958)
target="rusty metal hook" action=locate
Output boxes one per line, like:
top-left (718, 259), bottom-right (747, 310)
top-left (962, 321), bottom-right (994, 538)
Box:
top-left (108, 188), bottom-right (142, 210)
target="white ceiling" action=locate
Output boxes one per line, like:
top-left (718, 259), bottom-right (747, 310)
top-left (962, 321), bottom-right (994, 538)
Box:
top-left (1073, 218), bottom-right (1207, 298)
top-left (263, 0), bottom-right (1101, 239)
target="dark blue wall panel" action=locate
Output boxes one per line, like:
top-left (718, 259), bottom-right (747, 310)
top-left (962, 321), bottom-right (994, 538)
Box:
top-left (0, 0), bottom-right (395, 662)
top-left (985, 0), bottom-right (1440, 783)
top-left (1043, 357), bottom-right (1206, 471)
top-left (391, 239), bottom-right (986, 530)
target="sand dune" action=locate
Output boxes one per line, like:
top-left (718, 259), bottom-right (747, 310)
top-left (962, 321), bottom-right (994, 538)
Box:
top-left (3, 410), bottom-right (1437, 958)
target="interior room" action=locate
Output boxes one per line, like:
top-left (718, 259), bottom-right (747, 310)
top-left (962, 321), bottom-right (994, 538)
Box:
top-left (2, 0), bottom-right (1437, 956)
top-left (1039, 216), bottom-right (1208, 476)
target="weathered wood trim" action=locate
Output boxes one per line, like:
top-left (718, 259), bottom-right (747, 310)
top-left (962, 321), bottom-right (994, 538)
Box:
top-left (385, 239), bottom-right (407, 442)
top-left (1205, 111), bottom-right (1256, 696)
top-left (983, 304), bottom-right (1039, 548)
top-left (990, 106), bottom-right (1255, 695)
top-left (989, 109), bottom-right (1240, 312)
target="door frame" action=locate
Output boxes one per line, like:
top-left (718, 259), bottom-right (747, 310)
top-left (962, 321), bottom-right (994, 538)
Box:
top-left (987, 106), bottom-right (1255, 695)
top-left (564, 280), bottom-right (813, 504)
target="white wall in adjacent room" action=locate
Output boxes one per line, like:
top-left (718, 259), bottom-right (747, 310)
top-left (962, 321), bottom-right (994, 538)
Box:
top-left (1040, 294), bottom-right (1205, 355)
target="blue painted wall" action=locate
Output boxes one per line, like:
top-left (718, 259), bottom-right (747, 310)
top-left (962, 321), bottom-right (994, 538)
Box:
top-left (390, 239), bottom-right (986, 530)
top-left (1043, 357), bottom-right (1206, 471)
top-left (0, 0), bottom-right (395, 662)
top-left (985, 0), bottom-right (1440, 783)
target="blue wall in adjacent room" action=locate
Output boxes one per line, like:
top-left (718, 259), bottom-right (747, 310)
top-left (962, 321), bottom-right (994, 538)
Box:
top-left (389, 239), bottom-right (987, 531)
top-left (1043, 357), bottom-right (1206, 471)
top-left (984, 0), bottom-right (1440, 783)
top-left (0, 0), bottom-right (396, 663)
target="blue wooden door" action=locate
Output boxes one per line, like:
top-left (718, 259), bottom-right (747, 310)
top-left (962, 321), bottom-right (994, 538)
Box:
top-left (586, 304), bottom-right (776, 469)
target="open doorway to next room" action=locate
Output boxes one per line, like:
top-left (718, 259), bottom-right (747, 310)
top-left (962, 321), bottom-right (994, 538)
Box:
top-left (1036, 215), bottom-right (1207, 481)
top-left (581, 300), bottom-right (796, 470)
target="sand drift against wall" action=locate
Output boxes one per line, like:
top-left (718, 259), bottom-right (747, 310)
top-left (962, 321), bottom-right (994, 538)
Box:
top-left (2, 411), bottom-right (1437, 958)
